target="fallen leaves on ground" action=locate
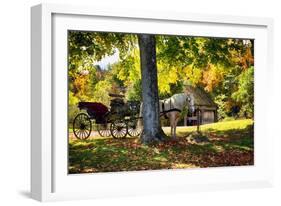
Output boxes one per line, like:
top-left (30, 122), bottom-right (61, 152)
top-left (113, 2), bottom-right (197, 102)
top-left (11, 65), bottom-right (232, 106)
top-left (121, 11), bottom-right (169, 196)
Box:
top-left (69, 121), bottom-right (254, 174)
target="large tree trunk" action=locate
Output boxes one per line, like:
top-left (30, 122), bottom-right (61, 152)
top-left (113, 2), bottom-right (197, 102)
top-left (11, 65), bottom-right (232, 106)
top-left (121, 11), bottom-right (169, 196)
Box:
top-left (138, 34), bottom-right (166, 144)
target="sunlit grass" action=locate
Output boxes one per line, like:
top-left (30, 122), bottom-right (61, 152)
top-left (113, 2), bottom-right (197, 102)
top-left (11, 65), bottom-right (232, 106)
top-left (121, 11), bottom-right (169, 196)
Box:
top-left (163, 119), bottom-right (253, 136)
top-left (69, 119), bottom-right (254, 173)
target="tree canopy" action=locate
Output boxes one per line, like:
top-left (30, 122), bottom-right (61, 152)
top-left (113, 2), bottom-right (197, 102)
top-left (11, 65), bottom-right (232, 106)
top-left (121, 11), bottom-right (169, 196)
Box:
top-left (68, 31), bottom-right (254, 123)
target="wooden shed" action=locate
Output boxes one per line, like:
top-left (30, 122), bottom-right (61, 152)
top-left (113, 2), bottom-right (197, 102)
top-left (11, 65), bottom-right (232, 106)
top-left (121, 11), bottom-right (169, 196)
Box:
top-left (183, 85), bottom-right (218, 126)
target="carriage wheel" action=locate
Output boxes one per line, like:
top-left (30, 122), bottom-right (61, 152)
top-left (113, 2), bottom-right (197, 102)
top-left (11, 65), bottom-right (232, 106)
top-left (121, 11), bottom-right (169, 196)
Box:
top-left (127, 120), bottom-right (142, 137)
top-left (73, 113), bottom-right (92, 140)
top-left (97, 123), bottom-right (111, 137)
top-left (110, 121), bottom-right (128, 139)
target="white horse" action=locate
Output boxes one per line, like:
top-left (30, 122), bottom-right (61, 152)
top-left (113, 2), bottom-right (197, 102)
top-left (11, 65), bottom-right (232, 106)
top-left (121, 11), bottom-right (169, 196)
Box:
top-left (160, 93), bottom-right (195, 139)
top-left (138, 93), bottom-right (195, 139)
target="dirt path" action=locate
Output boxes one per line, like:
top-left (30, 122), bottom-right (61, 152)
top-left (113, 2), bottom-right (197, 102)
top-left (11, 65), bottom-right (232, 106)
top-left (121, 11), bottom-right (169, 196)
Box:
top-left (69, 131), bottom-right (101, 140)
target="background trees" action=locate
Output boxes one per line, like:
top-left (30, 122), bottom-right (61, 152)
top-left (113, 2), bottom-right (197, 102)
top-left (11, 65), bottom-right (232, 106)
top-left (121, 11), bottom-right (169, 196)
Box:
top-left (68, 31), bottom-right (254, 123)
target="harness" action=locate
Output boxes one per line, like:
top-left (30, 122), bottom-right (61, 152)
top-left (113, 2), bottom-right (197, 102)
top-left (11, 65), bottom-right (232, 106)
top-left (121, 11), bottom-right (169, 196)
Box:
top-left (161, 98), bottom-right (182, 119)
top-left (162, 100), bottom-right (169, 119)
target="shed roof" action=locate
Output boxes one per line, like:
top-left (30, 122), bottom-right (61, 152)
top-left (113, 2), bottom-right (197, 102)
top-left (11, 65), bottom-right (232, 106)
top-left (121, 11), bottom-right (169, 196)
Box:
top-left (185, 85), bottom-right (217, 109)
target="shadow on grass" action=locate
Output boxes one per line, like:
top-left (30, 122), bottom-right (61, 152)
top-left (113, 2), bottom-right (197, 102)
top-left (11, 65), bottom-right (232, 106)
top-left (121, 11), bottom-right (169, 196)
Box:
top-left (69, 124), bottom-right (254, 173)
top-left (177, 124), bottom-right (254, 150)
top-left (69, 138), bottom-right (174, 173)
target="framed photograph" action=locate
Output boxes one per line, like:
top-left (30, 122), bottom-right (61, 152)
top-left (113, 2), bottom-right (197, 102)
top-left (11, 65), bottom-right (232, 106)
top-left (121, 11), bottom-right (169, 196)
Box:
top-left (31, 3), bottom-right (274, 201)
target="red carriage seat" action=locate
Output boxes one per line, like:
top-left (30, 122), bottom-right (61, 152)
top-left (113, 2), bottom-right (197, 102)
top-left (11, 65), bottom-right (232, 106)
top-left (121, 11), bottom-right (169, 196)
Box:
top-left (78, 102), bottom-right (109, 117)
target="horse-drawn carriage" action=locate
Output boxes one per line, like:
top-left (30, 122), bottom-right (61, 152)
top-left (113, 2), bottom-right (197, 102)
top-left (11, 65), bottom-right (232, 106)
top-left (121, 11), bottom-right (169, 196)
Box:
top-left (72, 94), bottom-right (142, 140)
top-left (73, 92), bottom-right (198, 140)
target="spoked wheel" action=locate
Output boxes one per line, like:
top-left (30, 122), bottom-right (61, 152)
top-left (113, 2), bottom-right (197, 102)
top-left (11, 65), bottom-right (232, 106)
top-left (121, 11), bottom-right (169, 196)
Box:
top-left (127, 120), bottom-right (142, 137)
top-left (110, 121), bottom-right (128, 139)
top-left (73, 113), bottom-right (92, 140)
top-left (97, 123), bottom-right (111, 137)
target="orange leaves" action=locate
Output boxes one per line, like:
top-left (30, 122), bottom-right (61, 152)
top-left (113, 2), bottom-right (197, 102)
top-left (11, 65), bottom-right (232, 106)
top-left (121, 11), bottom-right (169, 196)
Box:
top-left (202, 64), bottom-right (225, 92)
top-left (73, 74), bottom-right (89, 96)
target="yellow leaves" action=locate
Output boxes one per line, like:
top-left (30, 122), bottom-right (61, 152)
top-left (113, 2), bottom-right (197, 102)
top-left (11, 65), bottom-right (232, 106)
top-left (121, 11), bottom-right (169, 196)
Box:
top-left (202, 64), bottom-right (225, 92)
top-left (179, 40), bottom-right (184, 48)
top-left (182, 66), bottom-right (202, 86)
top-left (153, 147), bottom-right (160, 154)
top-left (73, 74), bottom-right (90, 97)
top-left (116, 65), bottom-right (128, 81)
top-left (157, 63), bottom-right (179, 94)
top-left (171, 163), bottom-right (197, 169)
top-left (158, 62), bottom-right (224, 96)
top-left (115, 48), bottom-right (141, 86)
top-left (128, 54), bottom-right (141, 83)
top-left (169, 66), bottom-right (178, 83)
top-left (153, 156), bottom-right (168, 162)
top-left (69, 92), bottom-right (79, 105)
top-left (213, 145), bottom-right (225, 153)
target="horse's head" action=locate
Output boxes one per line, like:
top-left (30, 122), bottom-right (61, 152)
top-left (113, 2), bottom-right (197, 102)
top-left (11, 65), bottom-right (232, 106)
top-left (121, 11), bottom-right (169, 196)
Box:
top-left (186, 94), bottom-right (195, 113)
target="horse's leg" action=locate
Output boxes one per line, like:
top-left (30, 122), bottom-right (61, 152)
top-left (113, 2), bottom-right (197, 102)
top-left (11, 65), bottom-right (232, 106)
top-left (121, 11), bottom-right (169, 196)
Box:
top-left (173, 124), bottom-right (176, 139)
top-left (168, 113), bottom-right (175, 138)
top-left (170, 124), bottom-right (173, 137)
top-left (172, 124), bottom-right (176, 139)
top-left (170, 115), bottom-right (173, 138)
top-left (171, 112), bottom-right (177, 139)
top-left (174, 115), bottom-right (179, 139)
top-left (173, 112), bottom-right (180, 139)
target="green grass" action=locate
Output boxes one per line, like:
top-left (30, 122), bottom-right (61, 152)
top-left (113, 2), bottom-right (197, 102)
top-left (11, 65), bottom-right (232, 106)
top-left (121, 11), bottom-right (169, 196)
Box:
top-left (68, 119), bottom-right (254, 173)
top-left (163, 119), bottom-right (253, 135)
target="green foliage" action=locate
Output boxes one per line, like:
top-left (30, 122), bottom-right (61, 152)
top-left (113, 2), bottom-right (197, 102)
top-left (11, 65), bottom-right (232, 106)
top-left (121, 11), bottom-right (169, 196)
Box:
top-left (68, 92), bottom-right (80, 123)
top-left (214, 94), bottom-right (229, 120)
top-left (67, 30), bottom-right (254, 122)
top-left (126, 79), bottom-right (142, 101)
top-left (113, 48), bottom-right (141, 86)
top-left (68, 105), bottom-right (80, 124)
top-left (232, 66), bottom-right (254, 118)
top-left (91, 80), bottom-right (112, 106)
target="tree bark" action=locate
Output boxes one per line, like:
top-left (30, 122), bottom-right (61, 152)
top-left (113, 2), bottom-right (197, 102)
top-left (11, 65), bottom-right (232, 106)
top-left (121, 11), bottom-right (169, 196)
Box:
top-left (138, 34), bottom-right (166, 144)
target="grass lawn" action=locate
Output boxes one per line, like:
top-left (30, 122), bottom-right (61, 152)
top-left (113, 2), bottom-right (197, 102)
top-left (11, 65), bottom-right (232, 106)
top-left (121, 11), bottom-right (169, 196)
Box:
top-left (68, 119), bottom-right (254, 173)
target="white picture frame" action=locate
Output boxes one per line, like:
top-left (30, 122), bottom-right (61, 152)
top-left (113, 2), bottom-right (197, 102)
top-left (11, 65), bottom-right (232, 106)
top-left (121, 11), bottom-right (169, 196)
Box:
top-left (31, 3), bottom-right (274, 202)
